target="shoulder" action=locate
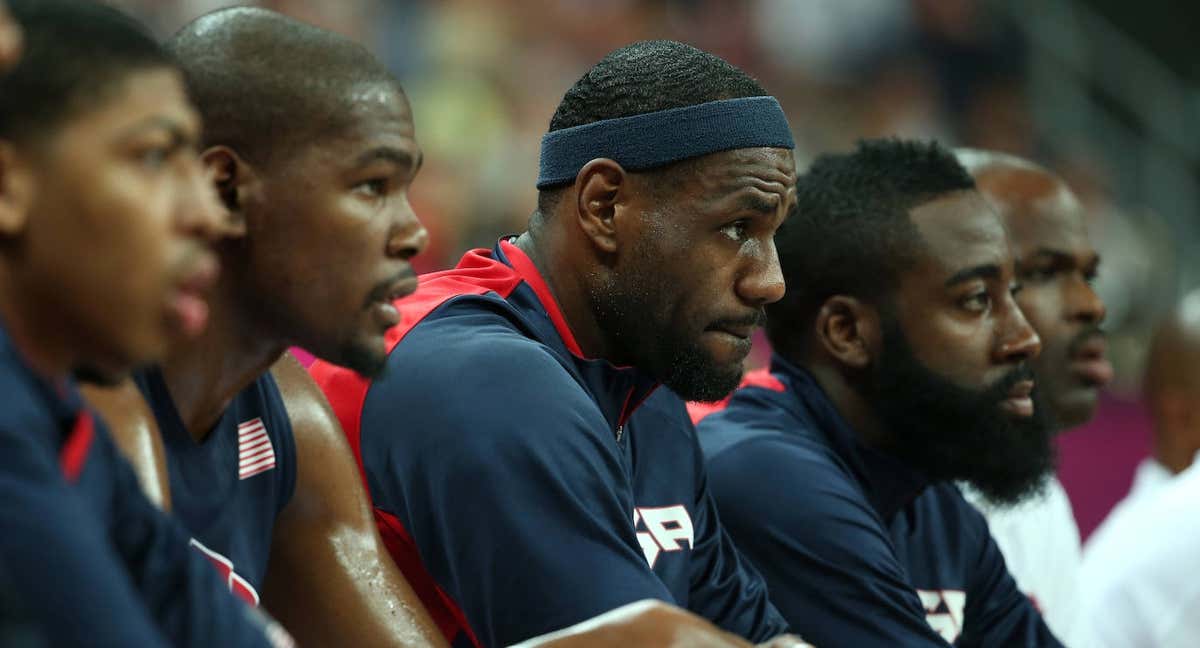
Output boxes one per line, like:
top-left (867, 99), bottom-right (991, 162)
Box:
top-left (373, 315), bottom-right (582, 412)
top-left (362, 327), bottom-right (608, 466)
top-left (697, 386), bottom-right (833, 470)
top-left (270, 353), bottom-right (340, 447)
top-left (0, 361), bottom-right (52, 434)
top-left (81, 379), bottom-right (168, 508)
top-left (703, 426), bottom-right (872, 541)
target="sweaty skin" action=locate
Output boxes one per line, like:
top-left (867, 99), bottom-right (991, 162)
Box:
top-left (82, 381), bottom-right (171, 509)
top-left (519, 600), bottom-right (813, 648)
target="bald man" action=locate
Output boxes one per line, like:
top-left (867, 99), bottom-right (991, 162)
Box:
top-left (956, 149), bottom-right (1109, 645)
top-left (1075, 290), bottom-right (1200, 646)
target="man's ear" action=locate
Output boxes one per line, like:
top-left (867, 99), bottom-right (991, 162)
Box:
top-left (201, 145), bottom-right (259, 239)
top-left (814, 295), bottom-right (882, 370)
top-left (0, 142), bottom-right (34, 238)
top-left (573, 158), bottom-right (628, 255)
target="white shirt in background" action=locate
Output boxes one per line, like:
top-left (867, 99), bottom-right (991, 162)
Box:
top-left (962, 476), bottom-right (1082, 646)
top-left (1076, 460), bottom-right (1200, 647)
top-left (1081, 456), bottom-right (1173, 584)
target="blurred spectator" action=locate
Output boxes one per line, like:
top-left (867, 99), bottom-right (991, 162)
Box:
top-left (1080, 290), bottom-right (1200, 596)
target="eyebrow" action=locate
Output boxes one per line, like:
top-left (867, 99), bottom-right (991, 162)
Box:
top-left (353, 146), bottom-right (419, 171)
top-left (735, 193), bottom-right (781, 214)
top-left (118, 116), bottom-right (196, 145)
top-left (945, 263), bottom-right (1002, 287)
top-left (1024, 247), bottom-right (1101, 268)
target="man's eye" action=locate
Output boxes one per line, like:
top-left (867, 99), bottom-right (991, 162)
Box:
top-left (1022, 266), bottom-right (1057, 282)
top-left (354, 178), bottom-right (389, 197)
top-left (138, 147), bottom-right (170, 169)
top-left (961, 292), bottom-right (991, 312)
top-left (720, 220), bottom-right (749, 242)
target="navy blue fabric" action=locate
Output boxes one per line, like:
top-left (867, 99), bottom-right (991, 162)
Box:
top-left (699, 354), bottom-right (1062, 647)
top-left (134, 366), bottom-right (297, 595)
top-left (357, 240), bottom-right (787, 647)
top-left (0, 325), bottom-right (278, 647)
top-left (536, 97), bottom-right (795, 188)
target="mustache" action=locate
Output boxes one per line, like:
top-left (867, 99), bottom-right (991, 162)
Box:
top-left (710, 309), bottom-right (768, 330)
top-left (363, 266), bottom-right (417, 306)
top-left (1066, 324), bottom-right (1106, 355)
top-left (990, 362), bottom-right (1036, 397)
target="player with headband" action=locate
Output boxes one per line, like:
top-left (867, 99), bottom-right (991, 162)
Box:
top-left (314, 40), bottom-right (805, 647)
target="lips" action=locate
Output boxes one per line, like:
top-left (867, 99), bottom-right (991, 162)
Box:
top-left (368, 272), bottom-right (418, 329)
top-left (383, 276), bottom-right (419, 302)
top-left (1068, 334), bottom-right (1113, 387)
top-left (708, 323), bottom-right (754, 340)
top-left (167, 252), bottom-right (219, 338)
top-left (999, 379), bottom-right (1035, 418)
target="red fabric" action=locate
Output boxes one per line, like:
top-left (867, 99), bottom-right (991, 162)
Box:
top-left (687, 368), bottom-right (786, 425)
top-left (59, 410), bottom-right (95, 483)
top-left (374, 510), bottom-right (482, 647)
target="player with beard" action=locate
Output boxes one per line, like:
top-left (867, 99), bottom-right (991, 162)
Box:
top-left (956, 149), bottom-right (1110, 645)
top-left (312, 40), bottom-right (804, 647)
top-left (694, 139), bottom-right (1062, 646)
top-left (0, 1), bottom-right (291, 645)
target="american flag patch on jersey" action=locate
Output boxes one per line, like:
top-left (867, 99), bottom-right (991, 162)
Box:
top-left (237, 417), bottom-right (276, 480)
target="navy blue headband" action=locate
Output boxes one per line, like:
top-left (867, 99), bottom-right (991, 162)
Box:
top-left (536, 96), bottom-right (794, 189)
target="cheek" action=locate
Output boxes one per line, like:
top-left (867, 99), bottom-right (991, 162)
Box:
top-left (904, 311), bottom-right (995, 384)
top-left (1015, 288), bottom-right (1062, 340)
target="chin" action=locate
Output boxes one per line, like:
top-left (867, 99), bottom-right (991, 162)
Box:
top-left (333, 335), bottom-right (389, 378)
top-left (1051, 389), bottom-right (1101, 430)
top-left (73, 364), bottom-right (130, 387)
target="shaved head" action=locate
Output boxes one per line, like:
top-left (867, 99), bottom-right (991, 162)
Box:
top-left (1147, 291), bottom-right (1200, 395)
top-left (1144, 290), bottom-right (1200, 473)
top-left (957, 148), bottom-right (1109, 430)
top-left (167, 7), bottom-right (402, 164)
top-left (956, 149), bottom-right (1082, 237)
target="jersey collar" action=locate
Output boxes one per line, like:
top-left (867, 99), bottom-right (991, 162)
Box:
top-left (494, 238), bottom-right (658, 430)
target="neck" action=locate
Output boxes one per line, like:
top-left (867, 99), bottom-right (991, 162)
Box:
top-left (1153, 431), bottom-right (1197, 475)
top-left (806, 360), bottom-right (889, 449)
top-left (0, 270), bottom-right (78, 380)
top-left (512, 227), bottom-right (613, 360)
top-left (158, 273), bottom-right (285, 442)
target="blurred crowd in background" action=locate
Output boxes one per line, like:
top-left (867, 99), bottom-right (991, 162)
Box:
top-left (108, 0), bottom-right (1199, 537)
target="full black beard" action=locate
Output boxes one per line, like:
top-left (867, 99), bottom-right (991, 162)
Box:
top-left (863, 318), bottom-right (1057, 506)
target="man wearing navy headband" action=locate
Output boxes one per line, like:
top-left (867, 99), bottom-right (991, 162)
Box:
top-left (312, 40), bottom-right (801, 647)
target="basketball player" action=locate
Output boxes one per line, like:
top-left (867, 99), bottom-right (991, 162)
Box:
top-left (957, 149), bottom-right (1109, 645)
top-left (313, 40), bottom-right (804, 647)
top-left (0, 1), bottom-right (289, 645)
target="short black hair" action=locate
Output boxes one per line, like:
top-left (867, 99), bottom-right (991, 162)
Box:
top-left (0, 0), bottom-right (174, 143)
top-left (536, 40), bottom-right (767, 216)
top-left (167, 7), bottom-right (401, 165)
top-left (766, 139), bottom-right (976, 358)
